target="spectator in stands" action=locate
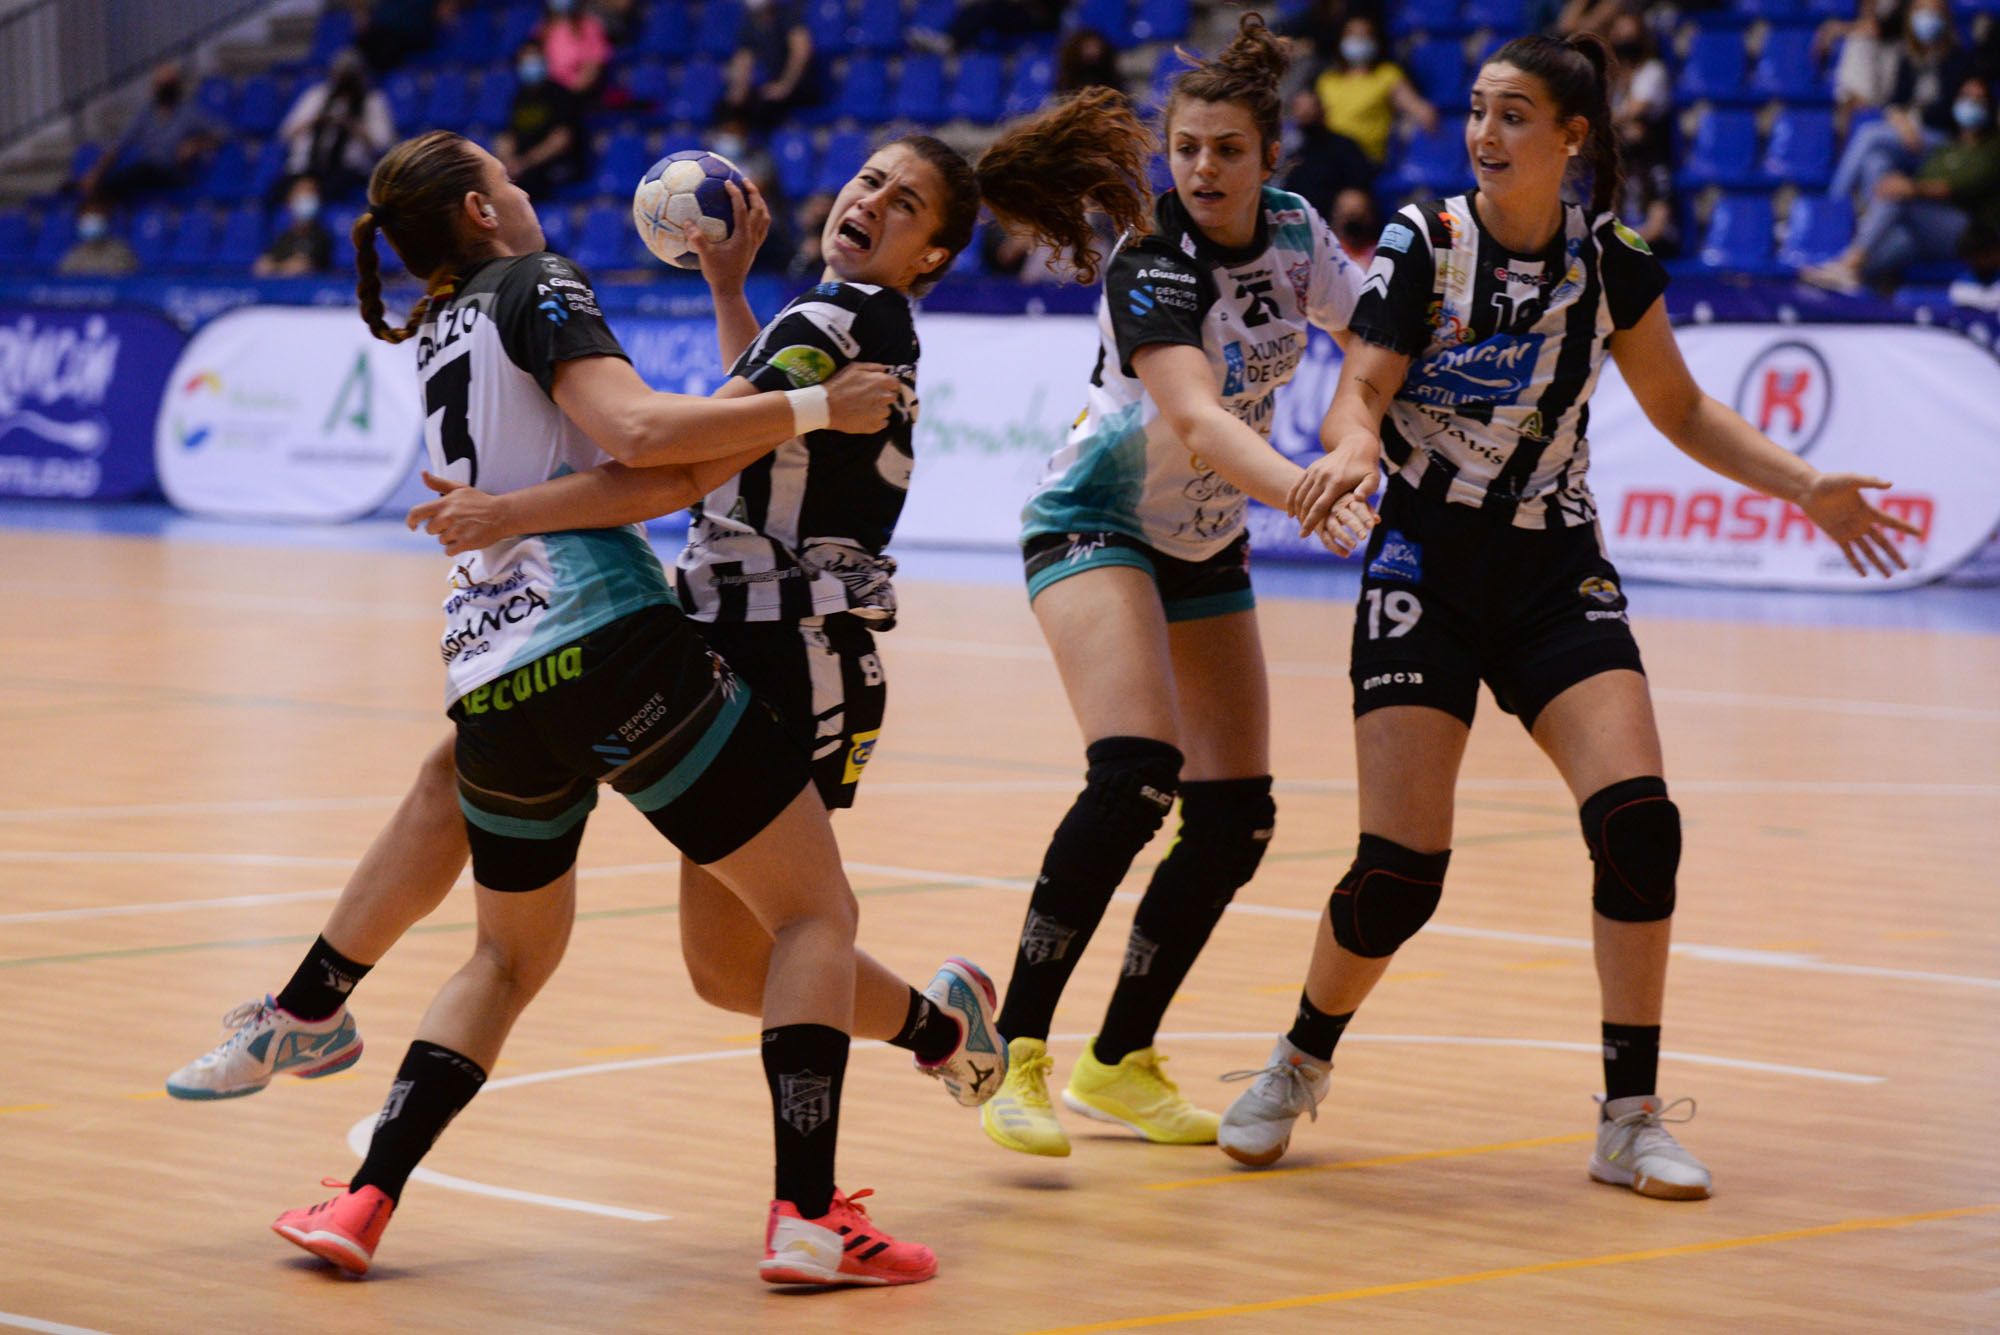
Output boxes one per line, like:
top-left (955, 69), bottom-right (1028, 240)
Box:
top-left (1607, 12), bottom-right (1669, 160)
top-left (275, 50), bottom-right (395, 204)
top-left (1056, 28), bottom-right (1125, 100)
top-left (1312, 15), bottom-right (1435, 165)
top-left (1555, 0), bottom-right (1638, 38)
top-left (1273, 1), bottom-right (1353, 66)
top-left (1281, 87), bottom-right (1373, 208)
top-left (1805, 76), bottom-right (1999, 291)
top-left (254, 176), bottom-right (336, 277)
top-left (1823, 0), bottom-right (1908, 130)
top-left (1830, 0), bottom-right (1975, 205)
top-left (76, 61), bottom-right (225, 204)
top-left (1329, 187), bottom-right (1380, 262)
top-left (785, 191), bottom-right (833, 281)
top-left (497, 39), bottom-right (592, 199)
top-left (721, 0), bottom-right (819, 133)
top-left (1947, 222), bottom-right (2000, 309)
top-left (540, 0), bottom-right (614, 102)
top-left (353, 0), bottom-right (441, 74)
top-left (57, 202), bottom-right (139, 277)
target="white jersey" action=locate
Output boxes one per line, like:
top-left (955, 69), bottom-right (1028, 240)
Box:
top-left (416, 251), bottom-right (673, 706)
top-left (1022, 187), bottom-right (1361, 559)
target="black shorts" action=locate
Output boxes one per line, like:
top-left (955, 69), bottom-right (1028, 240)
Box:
top-left (696, 614), bottom-right (886, 810)
top-left (1022, 530), bottom-right (1255, 623)
top-left (1349, 478), bottom-right (1645, 731)
top-left (450, 602), bottom-right (810, 891)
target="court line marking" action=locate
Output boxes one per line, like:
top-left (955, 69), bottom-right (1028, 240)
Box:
top-left (0, 794), bottom-right (402, 824)
top-left (335, 1032), bottom-right (1878, 1223)
top-left (1025, 1203), bottom-right (2000, 1333)
top-left (1146, 1133), bottom-right (1595, 1192)
top-left (0, 1314), bottom-right (113, 1335)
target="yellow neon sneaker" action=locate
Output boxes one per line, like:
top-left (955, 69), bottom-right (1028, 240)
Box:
top-left (980, 1037), bottom-right (1071, 1157)
top-left (1062, 1040), bottom-right (1220, 1145)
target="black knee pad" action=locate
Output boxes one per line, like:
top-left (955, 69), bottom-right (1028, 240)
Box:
top-left (1581, 777), bottom-right (1680, 922)
top-left (1165, 776), bottom-right (1276, 911)
top-left (1328, 834), bottom-right (1450, 958)
top-left (1051, 736), bottom-right (1183, 884)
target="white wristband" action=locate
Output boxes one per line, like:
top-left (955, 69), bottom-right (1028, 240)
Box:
top-left (785, 384), bottom-right (830, 436)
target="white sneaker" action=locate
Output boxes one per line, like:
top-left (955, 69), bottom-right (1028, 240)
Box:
top-left (915, 957), bottom-right (1007, 1107)
top-left (165, 996), bottom-right (362, 1100)
top-left (1589, 1095), bottom-right (1713, 1200)
top-left (1217, 1036), bottom-right (1331, 1166)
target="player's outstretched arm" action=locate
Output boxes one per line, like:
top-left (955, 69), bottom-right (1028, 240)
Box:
top-left (1133, 342), bottom-right (1309, 510)
top-left (1610, 299), bottom-right (1921, 578)
top-left (1288, 340), bottom-right (1408, 555)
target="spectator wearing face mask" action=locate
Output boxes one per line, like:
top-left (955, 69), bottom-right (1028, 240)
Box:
top-left (58, 203), bottom-right (140, 277)
top-left (497, 40), bottom-right (592, 198)
top-left (1805, 76), bottom-right (2000, 291)
top-left (721, 0), bottom-right (819, 134)
top-left (1829, 0), bottom-right (1975, 206)
top-left (1313, 16), bottom-right (1435, 165)
top-left (76, 61), bottom-right (226, 205)
top-left (1281, 87), bottom-right (1374, 209)
top-left (1329, 188), bottom-right (1380, 263)
top-left (1824, 0), bottom-right (1908, 130)
top-left (1055, 27), bottom-right (1125, 99)
top-left (255, 177), bottom-right (336, 277)
top-left (275, 49), bottom-right (396, 204)
top-left (539, 0), bottom-right (613, 102)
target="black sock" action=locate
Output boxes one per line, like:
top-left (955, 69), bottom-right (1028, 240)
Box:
top-left (350, 1041), bottom-right (487, 1204)
top-left (275, 935), bottom-right (372, 1022)
top-left (995, 737), bottom-right (1182, 1042)
top-left (1285, 993), bottom-right (1354, 1063)
top-left (888, 987), bottom-right (961, 1066)
top-left (1601, 1022), bottom-right (1661, 1102)
top-left (763, 1023), bottom-right (848, 1218)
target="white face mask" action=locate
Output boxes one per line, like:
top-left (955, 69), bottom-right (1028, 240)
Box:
top-left (1909, 9), bottom-right (1945, 42)
top-left (1341, 36), bottom-right (1377, 66)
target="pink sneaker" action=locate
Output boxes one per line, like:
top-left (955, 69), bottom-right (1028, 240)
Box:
top-left (271, 1180), bottom-right (394, 1275)
top-left (760, 1188), bottom-right (937, 1287)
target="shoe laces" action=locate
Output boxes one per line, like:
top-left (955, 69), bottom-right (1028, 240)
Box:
top-left (1129, 1050), bottom-right (1182, 1098)
top-left (1010, 1051), bottom-right (1056, 1109)
top-left (835, 1187), bottom-right (875, 1220)
top-left (1220, 1056), bottom-right (1325, 1122)
top-left (1608, 1097), bottom-right (1697, 1155)
top-left (216, 997), bottom-right (276, 1045)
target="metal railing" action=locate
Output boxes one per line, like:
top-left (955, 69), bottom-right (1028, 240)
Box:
top-left (0, 0), bottom-right (278, 149)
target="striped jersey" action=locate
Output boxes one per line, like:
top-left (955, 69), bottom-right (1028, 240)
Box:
top-left (417, 251), bottom-right (673, 706)
top-left (1349, 193), bottom-right (1669, 529)
top-left (676, 280), bottom-right (919, 627)
top-left (1022, 187), bottom-right (1362, 561)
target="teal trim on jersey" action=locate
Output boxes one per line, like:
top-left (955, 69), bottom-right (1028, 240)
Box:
top-left (1263, 187), bottom-right (1315, 252)
top-left (459, 788), bottom-right (598, 842)
top-left (501, 527), bottom-right (675, 678)
top-left (623, 686), bottom-right (750, 814)
top-left (1163, 588), bottom-right (1257, 624)
top-left (1024, 544), bottom-right (1155, 604)
top-left (1019, 403), bottom-right (1149, 543)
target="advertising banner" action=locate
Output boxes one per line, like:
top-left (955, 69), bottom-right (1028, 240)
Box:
top-left (0, 307), bottom-right (182, 500)
top-left (1588, 324), bottom-right (2000, 590)
top-left (155, 306), bottom-right (424, 521)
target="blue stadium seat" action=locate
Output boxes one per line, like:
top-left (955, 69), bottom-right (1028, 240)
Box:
top-left (638, 2), bottom-right (697, 59)
top-left (31, 209), bottom-right (74, 269)
top-left (593, 130), bottom-right (649, 198)
top-left (1131, 0), bottom-right (1190, 45)
top-left (385, 71), bottom-right (424, 130)
top-left (807, 0), bottom-right (852, 57)
top-left (197, 75), bottom-right (234, 122)
top-left (1148, 46), bottom-right (1199, 111)
top-left (1763, 107), bottom-right (1835, 188)
top-left (214, 204), bottom-right (265, 269)
top-left (573, 203), bottom-right (632, 271)
top-left (830, 55), bottom-right (892, 123)
top-left (814, 129), bottom-right (869, 194)
top-left (0, 210), bottom-right (29, 263)
top-left (1075, 0), bottom-right (1131, 48)
top-left (1777, 193), bottom-right (1853, 267)
top-left (538, 202), bottom-right (574, 255)
top-left (1004, 52), bottom-right (1055, 119)
top-left (1737, 0), bottom-right (1809, 21)
top-left (198, 142), bottom-right (254, 204)
top-left (1384, 123), bottom-right (1469, 195)
top-left (67, 141), bottom-right (102, 183)
top-left (1389, 0), bottom-right (1465, 39)
top-left (474, 69), bottom-right (520, 126)
top-left (668, 60), bottom-right (724, 123)
top-left (698, 0), bottom-right (746, 59)
top-left (770, 126), bottom-right (818, 200)
top-left (947, 52), bottom-right (1004, 124)
top-left (127, 206), bottom-right (173, 268)
top-left (1699, 194), bottom-right (1774, 270)
top-left (234, 75), bottom-right (285, 136)
top-left (910, 0), bottom-right (956, 36)
top-left (1676, 30), bottom-right (1748, 103)
top-left (1460, 0), bottom-right (1528, 30)
top-left (497, 3), bottom-right (542, 56)
top-left (437, 12), bottom-right (499, 67)
top-left (309, 8), bottom-right (356, 65)
top-left (1750, 28), bottom-right (1827, 102)
top-left (328, 205), bottom-right (361, 272)
top-left (168, 210), bottom-right (218, 270)
top-left (1404, 40), bottom-right (1467, 103)
top-left (1682, 109), bottom-right (1761, 188)
top-left (1804, 0), bottom-right (1848, 16)
top-left (894, 54), bottom-right (946, 123)
top-left (424, 70), bottom-right (472, 132)
top-left (852, 0), bottom-right (902, 54)
top-left (250, 140), bottom-right (289, 199)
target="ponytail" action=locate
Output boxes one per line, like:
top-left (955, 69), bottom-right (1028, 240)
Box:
top-left (354, 130), bottom-right (487, 343)
top-left (1484, 31), bottom-right (1624, 214)
top-left (353, 211), bottom-right (452, 344)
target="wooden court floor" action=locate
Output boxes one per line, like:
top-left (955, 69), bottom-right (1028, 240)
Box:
top-left (1, 527), bottom-right (1995, 1333)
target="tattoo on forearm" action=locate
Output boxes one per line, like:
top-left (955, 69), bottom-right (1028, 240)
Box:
top-left (1354, 376), bottom-right (1385, 404)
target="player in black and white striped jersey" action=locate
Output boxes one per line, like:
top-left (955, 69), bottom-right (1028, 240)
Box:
top-left (1219, 33), bottom-right (1922, 1197)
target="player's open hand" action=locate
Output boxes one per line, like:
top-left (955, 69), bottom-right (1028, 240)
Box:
top-left (683, 180), bottom-right (771, 290)
top-left (1798, 472), bottom-right (1924, 578)
top-left (1290, 437), bottom-right (1381, 538)
top-left (823, 362), bottom-right (900, 435)
top-left (1312, 483), bottom-right (1379, 557)
top-left (407, 471), bottom-right (511, 557)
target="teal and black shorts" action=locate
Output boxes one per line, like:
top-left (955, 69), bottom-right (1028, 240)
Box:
top-left (449, 602), bottom-right (810, 891)
top-left (1022, 530), bottom-right (1254, 623)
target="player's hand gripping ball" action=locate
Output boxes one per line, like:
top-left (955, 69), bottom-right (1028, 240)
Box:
top-left (633, 150), bottom-right (746, 270)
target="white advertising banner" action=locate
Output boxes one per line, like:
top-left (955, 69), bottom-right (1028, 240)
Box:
top-left (1588, 324), bottom-right (2000, 590)
top-left (155, 306), bottom-right (423, 521)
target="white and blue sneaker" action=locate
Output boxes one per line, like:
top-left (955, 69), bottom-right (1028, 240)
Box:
top-left (165, 997), bottom-right (363, 1100)
top-left (915, 957), bottom-right (1007, 1107)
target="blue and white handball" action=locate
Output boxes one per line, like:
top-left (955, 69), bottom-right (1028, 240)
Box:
top-left (632, 149), bottom-right (745, 270)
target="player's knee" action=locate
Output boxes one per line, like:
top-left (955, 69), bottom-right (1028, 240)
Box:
top-left (1055, 736), bottom-right (1184, 881)
top-left (1328, 834), bottom-right (1451, 958)
top-left (1580, 777), bottom-right (1680, 922)
top-left (1169, 776), bottom-right (1276, 910)
top-left (684, 952), bottom-right (762, 1015)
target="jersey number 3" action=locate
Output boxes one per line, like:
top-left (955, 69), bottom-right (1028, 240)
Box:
top-left (426, 354), bottom-right (477, 485)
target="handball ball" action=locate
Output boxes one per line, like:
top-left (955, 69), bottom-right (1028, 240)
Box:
top-left (633, 150), bottom-right (744, 270)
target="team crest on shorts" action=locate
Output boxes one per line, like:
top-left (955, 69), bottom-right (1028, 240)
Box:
top-left (778, 1070), bottom-right (833, 1135)
top-left (842, 729), bottom-right (880, 784)
top-left (1578, 575), bottom-right (1621, 605)
top-left (1368, 531), bottom-right (1423, 583)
